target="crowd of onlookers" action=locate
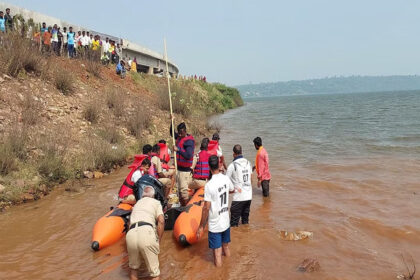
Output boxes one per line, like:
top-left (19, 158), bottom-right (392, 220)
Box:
top-left (178, 74), bottom-right (207, 82)
top-left (0, 7), bottom-right (139, 78)
top-left (0, 7), bottom-right (208, 81)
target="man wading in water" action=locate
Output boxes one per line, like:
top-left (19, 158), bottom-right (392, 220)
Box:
top-left (253, 137), bottom-right (271, 197)
top-left (197, 155), bottom-right (234, 267)
top-left (226, 144), bottom-right (253, 226)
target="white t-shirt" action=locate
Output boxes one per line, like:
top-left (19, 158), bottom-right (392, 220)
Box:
top-left (82, 35), bottom-right (90, 46)
top-left (204, 173), bottom-right (234, 233)
top-left (226, 157), bottom-right (252, 201)
top-left (131, 169), bottom-right (144, 184)
top-left (217, 146), bottom-right (223, 157)
top-left (62, 31), bottom-right (67, 43)
top-left (103, 41), bottom-right (110, 52)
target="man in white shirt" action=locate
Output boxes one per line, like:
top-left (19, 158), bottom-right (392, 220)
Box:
top-left (81, 31), bottom-right (89, 48)
top-left (197, 155), bottom-right (234, 267)
top-left (62, 27), bottom-right (68, 56)
top-left (226, 144), bottom-right (253, 227)
top-left (103, 37), bottom-right (110, 56)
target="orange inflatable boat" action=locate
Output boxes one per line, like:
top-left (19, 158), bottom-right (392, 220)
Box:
top-left (91, 203), bottom-right (133, 251)
top-left (173, 187), bottom-right (205, 246)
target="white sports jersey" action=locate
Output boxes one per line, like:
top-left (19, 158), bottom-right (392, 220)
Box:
top-left (204, 173), bottom-right (234, 233)
top-left (226, 157), bottom-right (253, 201)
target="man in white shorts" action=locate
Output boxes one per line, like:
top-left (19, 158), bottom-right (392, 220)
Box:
top-left (197, 155), bottom-right (234, 267)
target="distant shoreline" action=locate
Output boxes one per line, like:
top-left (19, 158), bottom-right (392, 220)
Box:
top-left (237, 75), bottom-right (420, 98)
top-left (241, 88), bottom-right (420, 100)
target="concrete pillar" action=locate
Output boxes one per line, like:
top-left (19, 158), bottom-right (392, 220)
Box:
top-left (147, 66), bottom-right (154, 75)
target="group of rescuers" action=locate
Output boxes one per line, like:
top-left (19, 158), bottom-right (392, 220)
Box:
top-left (117, 121), bottom-right (271, 280)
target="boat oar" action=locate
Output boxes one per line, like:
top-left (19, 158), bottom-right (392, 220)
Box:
top-left (164, 39), bottom-right (178, 199)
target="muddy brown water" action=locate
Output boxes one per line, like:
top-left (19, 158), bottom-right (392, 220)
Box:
top-left (1, 91), bottom-right (420, 279)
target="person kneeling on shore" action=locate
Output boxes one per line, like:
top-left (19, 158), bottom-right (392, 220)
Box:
top-left (226, 144), bottom-right (253, 227)
top-left (126, 186), bottom-right (164, 280)
top-left (197, 155), bottom-right (234, 267)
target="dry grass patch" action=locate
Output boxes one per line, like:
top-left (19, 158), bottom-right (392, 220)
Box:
top-left (83, 100), bottom-right (101, 123)
top-left (0, 33), bottom-right (44, 77)
top-left (98, 125), bottom-right (123, 144)
top-left (54, 70), bottom-right (74, 95)
top-left (86, 59), bottom-right (102, 79)
top-left (105, 87), bottom-right (126, 117)
top-left (126, 109), bottom-right (151, 138)
top-left (79, 136), bottom-right (127, 172)
top-left (21, 93), bottom-right (42, 126)
top-left (0, 127), bottom-right (28, 175)
top-left (36, 134), bottom-right (70, 183)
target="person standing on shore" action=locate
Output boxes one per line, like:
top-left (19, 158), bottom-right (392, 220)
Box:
top-left (4, 8), bottom-right (13, 32)
top-left (67, 27), bottom-right (75, 58)
top-left (61, 27), bottom-right (67, 56)
top-left (0, 12), bottom-right (6, 33)
top-left (51, 24), bottom-right (59, 55)
top-left (42, 26), bottom-right (52, 54)
top-left (227, 144), bottom-right (253, 226)
top-left (126, 186), bottom-right (164, 280)
top-left (170, 121), bottom-right (195, 206)
top-left (253, 137), bottom-right (271, 197)
top-left (197, 155), bottom-right (234, 267)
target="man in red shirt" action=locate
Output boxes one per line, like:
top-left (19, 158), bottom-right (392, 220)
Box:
top-left (253, 137), bottom-right (271, 197)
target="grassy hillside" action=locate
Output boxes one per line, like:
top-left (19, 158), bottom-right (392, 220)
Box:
top-left (0, 33), bottom-right (243, 210)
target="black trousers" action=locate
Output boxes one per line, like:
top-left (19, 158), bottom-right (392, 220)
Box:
top-left (262, 180), bottom-right (270, 197)
top-left (230, 200), bottom-right (251, 227)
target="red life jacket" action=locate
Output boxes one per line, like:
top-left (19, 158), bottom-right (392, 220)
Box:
top-left (162, 162), bottom-right (170, 171)
top-left (193, 150), bottom-right (211, 180)
top-left (176, 135), bottom-right (195, 168)
top-left (208, 140), bottom-right (219, 156)
top-left (208, 140), bottom-right (224, 169)
top-left (158, 143), bottom-right (170, 163)
top-left (118, 154), bottom-right (147, 198)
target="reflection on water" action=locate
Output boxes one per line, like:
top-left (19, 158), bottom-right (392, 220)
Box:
top-left (0, 91), bottom-right (420, 279)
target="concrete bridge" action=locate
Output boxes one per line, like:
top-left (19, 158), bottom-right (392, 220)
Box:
top-left (0, 2), bottom-right (179, 76)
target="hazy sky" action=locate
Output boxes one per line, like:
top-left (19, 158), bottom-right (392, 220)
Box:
top-left (5, 0), bottom-right (420, 85)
